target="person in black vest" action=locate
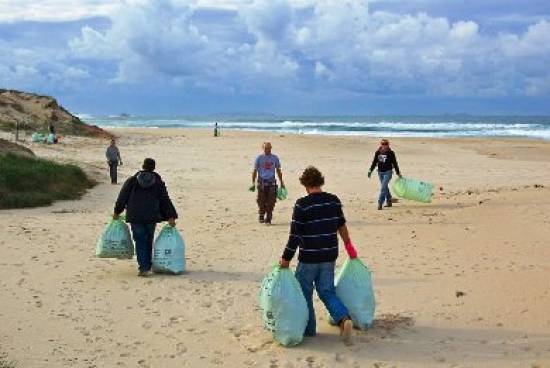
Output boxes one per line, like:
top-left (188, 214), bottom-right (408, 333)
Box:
top-left (368, 139), bottom-right (402, 210)
top-left (113, 158), bottom-right (178, 277)
top-left (279, 166), bottom-right (358, 343)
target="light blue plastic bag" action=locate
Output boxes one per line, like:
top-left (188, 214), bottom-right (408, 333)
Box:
top-left (152, 225), bottom-right (185, 274)
top-left (95, 218), bottom-right (133, 259)
top-left (47, 133), bottom-right (56, 144)
top-left (31, 132), bottom-right (45, 142)
top-left (392, 176), bottom-right (433, 203)
top-left (259, 265), bottom-right (309, 346)
top-left (332, 258), bottom-right (376, 330)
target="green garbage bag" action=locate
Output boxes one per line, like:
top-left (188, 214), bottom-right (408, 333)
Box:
top-left (330, 258), bottom-right (375, 330)
top-left (31, 132), bottom-right (45, 142)
top-left (277, 187), bottom-right (288, 200)
top-left (392, 176), bottom-right (433, 203)
top-left (95, 218), bottom-right (133, 259)
top-left (259, 265), bottom-right (309, 346)
top-left (152, 225), bottom-right (185, 274)
top-left (47, 133), bottom-right (56, 144)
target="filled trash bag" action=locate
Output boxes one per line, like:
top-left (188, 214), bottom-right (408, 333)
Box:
top-left (95, 218), bottom-right (133, 259)
top-left (152, 225), bottom-right (185, 274)
top-left (31, 132), bottom-right (45, 142)
top-left (259, 265), bottom-right (309, 346)
top-left (277, 187), bottom-right (288, 200)
top-left (330, 258), bottom-right (375, 330)
top-left (392, 176), bottom-right (433, 203)
top-left (47, 133), bottom-right (56, 144)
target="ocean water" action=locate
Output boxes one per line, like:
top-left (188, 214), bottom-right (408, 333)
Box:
top-left (82, 115), bottom-right (550, 140)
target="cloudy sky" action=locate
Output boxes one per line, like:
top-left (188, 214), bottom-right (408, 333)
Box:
top-left (1, 0), bottom-right (549, 115)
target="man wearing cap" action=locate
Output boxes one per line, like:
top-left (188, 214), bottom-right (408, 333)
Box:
top-left (251, 142), bottom-right (285, 225)
top-left (113, 158), bottom-right (178, 276)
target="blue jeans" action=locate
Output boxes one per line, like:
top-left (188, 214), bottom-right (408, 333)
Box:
top-left (130, 223), bottom-right (156, 272)
top-left (378, 170), bottom-right (393, 205)
top-left (295, 262), bottom-right (349, 336)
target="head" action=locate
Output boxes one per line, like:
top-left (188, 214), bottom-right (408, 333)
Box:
top-left (110, 138), bottom-right (116, 146)
top-left (299, 166), bottom-right (325, 193)
top-left (380, 138), bottom-right (390, 152)
top-left (262, 142), bottom-right (272, 155)
top-left (142, 158), bottom-right (156, 172)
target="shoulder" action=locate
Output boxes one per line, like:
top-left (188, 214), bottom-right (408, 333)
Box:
top-left (153, 172), bottom-right (165, 182)
top-left (323, 192), bottom-right (341, 203)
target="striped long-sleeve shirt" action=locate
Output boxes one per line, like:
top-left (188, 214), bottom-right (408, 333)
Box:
top-left (282, 192), bottom-right (346, 263)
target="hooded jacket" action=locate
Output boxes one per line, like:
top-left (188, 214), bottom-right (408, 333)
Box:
top-left (114, 171), bottom-right (178, 224)
top-left (369, 149), bottom-right (400, 175)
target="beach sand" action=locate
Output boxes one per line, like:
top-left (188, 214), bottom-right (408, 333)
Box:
top-left (1, 128), bottom-right (549, 368)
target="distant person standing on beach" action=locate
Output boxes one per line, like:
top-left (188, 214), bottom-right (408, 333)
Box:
top-left (251, 142), bottom-right (285, 224)
top-left (368, 138), bottom-right (402, 210)
top-left (214, 122), bottom-right (219, 137)
top-left (106, 139), bottom-right (123, 184)
top-left (113, 158), bottom-right (178, 277)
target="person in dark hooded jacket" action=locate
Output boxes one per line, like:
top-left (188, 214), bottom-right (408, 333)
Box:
top-left (113, 158), bottom-right (178, 276)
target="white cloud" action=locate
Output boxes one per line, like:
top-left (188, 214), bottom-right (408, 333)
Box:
top-left (3, 0), bottom-right (550, 98)
top-left (0, 0), bottom-right (120, 23)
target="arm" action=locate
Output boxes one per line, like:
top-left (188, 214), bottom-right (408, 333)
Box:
top-left (113, 178), bottom-right (134, 216)
top-left (338, 224), bottom-right (351, 244)
top-left (116, 147), bottom-right (122, 165)
top-left (158, 180), bottom-right (178, 223)
top-left (252, 156), bottom-right (259, 185)
top-left (276, 168), bottom-right (285, 188)
top-left (368, 151), bottom-right (378, 174)
top-left (280, 203), bottom-right (304, 266)
top-left (336, 199), bottom-right (357, 258)
top-left (392, 151), bottom-right (401, 176)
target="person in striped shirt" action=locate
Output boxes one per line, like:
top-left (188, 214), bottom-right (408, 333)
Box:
top-left (279, 166), bottom-right (358, 342)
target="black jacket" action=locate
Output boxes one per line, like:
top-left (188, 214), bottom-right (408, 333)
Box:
top-left (369, 149), bottom-right (400, 175)
top-left (114, 171), bottom-right (178, 224)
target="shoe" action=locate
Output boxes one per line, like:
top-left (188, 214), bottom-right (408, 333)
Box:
top-left (138, 270), bottom-right (151, 277)
top-left (265, 213), bottom-right (272, 225)
top-left (384, 201), bottom-right (392, 207)
top-left (259, 215), bottom-right (265, 223)
top-left (378, 204), bottom-right (383, 210)
top-left (339, 318), bottom-right (353, 344)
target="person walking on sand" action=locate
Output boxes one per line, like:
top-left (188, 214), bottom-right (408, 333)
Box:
top-left (251, 142), bottom-right (285, 225)
top-left (106, 139), bottom-right (123, 184)
top-left (113, 158), bottom-right (178, 277)
top-left (279, 166), bottom-right (358, 343)
top-left (368, 138), bottom-right (402, 210)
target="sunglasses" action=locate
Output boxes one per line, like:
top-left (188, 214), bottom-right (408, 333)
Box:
top-left (381, 142), bottom-right (389, 146)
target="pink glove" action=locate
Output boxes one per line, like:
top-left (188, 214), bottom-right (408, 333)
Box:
top-left (344, 241), bottom-right (358, 259)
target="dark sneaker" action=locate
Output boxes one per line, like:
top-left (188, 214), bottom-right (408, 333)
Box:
top-left (378, 204), bottom-right (383, 210)
top-left (265, 213), bottom-right (272, 225)
top-left (138, 270), bottom-right (151, 277)
top-left (259, 215), bottom-right (265, 223)
top-left (384, 201), bottom-right (392, 207)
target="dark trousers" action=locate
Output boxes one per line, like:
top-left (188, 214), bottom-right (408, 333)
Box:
top-left (130, 223), bottom-right (156, 272)
top-left (257, 182), bottom-right (277, 217)
top-left (108, 160), bottom-right (118, 183)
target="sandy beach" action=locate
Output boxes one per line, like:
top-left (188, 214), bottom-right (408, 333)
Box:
top-left (1, 128), bottom-right (549, 368)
